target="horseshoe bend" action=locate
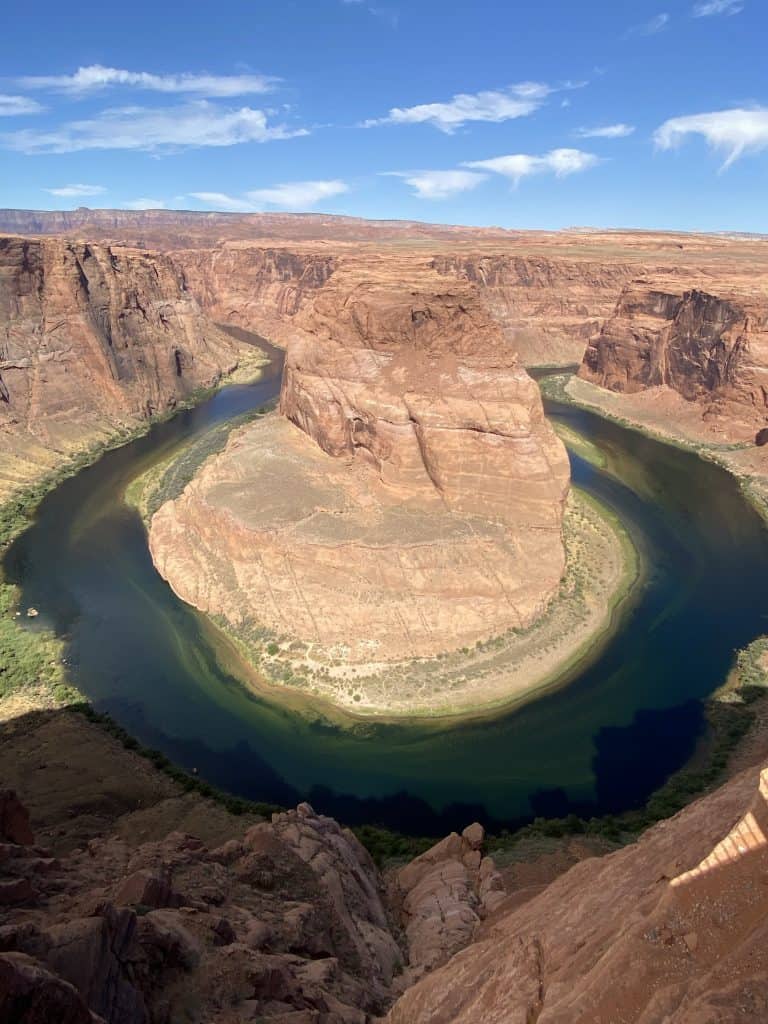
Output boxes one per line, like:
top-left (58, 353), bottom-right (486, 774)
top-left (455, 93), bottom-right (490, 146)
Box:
top-left (140, 247), bottom-right (642, 715)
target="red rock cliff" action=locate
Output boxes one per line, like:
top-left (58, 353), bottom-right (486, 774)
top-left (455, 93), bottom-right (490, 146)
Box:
top-left (580, 281), bottom-right (768, 429)
top-left (0, 235), bottom-right (245, 496)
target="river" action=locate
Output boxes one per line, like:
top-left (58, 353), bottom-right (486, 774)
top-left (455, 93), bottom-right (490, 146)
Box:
top-left (5, 341), bottom-right (768, 835)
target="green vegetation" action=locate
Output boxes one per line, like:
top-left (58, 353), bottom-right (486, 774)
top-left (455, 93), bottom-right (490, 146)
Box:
top-left (0, 425), bottom-right (151, 707)
top-left (0, 584), bottom-right (71, 702)
top-left (352, 824), bottom-right (433, 867)
top-left (127, 405), bottom-right (272, 522)
top-left (552, 420), bottom-right (607, 469)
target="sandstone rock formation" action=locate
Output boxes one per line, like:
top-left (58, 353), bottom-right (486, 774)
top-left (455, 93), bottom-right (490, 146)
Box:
top-left (387, 762), bottom-right (768, 1023)
top-left (0, 234), bottom-right (246, 499)
top-left (0, 789), bottom-right (403, 1023)
top-left (149, 270), bottom-right (571, 675)
top-left (5, 718), bottom-right (768, 1023)
top-left (431, 253), bottom-right (639, 365)
top-left (388, 822), bottom-right (505, 977)
top-left (581, 280), bottom-right (768, 437)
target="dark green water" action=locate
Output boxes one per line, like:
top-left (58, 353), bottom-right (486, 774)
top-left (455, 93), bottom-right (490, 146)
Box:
top-left (6, 348), bottom-right (768, 835)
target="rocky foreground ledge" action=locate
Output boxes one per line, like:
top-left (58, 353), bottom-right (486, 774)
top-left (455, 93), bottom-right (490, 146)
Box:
top-left (2, 709), bottom-right (768, 1023)
top-left (0, 784), bottom-right (503, 1023)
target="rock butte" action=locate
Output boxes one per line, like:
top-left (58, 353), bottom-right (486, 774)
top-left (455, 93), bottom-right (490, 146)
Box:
top-left (149, 273), bottom-right (571, 667)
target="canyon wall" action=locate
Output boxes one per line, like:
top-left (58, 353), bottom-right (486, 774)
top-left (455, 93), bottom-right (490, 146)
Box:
top-left (174, 243), bottom-right (647, 368)
top-left (0, 235), bottom-right (245, 498)
top-left (432, 253), bottom-right (641, 366)
top-left (580, 281), bottom-right (768, 434)
top-left (176, 243), bottom-right (337, 343)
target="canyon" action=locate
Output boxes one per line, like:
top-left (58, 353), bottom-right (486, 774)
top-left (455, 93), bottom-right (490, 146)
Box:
top-left (0, 233), bottom-right (254, 501)
top-left (2, 210), bottom-right (768, 1021)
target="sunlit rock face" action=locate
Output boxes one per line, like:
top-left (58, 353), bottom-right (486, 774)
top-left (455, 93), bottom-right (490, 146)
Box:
top-left (387, 763), bottom-right (768, 1024)
top-left (0, 234), bottom-right (243, 497)
top-left (150, 268), bottom-right (570, 670)
top-left (581, 282), bottom-right (768, 429)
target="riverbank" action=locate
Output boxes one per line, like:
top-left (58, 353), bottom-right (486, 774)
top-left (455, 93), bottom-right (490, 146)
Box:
top-left (4, 354), bottom-right (768, 856)
top-left (541, 373), bottom-right (768, 519)
top-left (139, 431), bottom-right (639, 719)
top-left (0, 344), bottom-right (269, 720)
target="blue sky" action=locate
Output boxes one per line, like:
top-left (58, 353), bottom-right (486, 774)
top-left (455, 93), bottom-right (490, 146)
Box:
top-left (2, 0), bottom-right (766, 231)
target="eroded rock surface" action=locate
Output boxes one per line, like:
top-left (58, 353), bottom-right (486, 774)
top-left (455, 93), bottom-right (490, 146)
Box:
top-left (149, 270), bottom-right (570, 673)
top-left (386, 764), bottom-right (768, 1024)
top-left (0, 792), bottom-right (403, 1023)
top-left (581, 280), bottom-right (768, 438)
top-left (0, 234), bottom-right (245, 499)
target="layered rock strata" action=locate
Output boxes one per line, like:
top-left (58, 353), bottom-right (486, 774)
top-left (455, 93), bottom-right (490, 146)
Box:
top-left (0, 235), bottom-right (245, 499)
top-left (581, 280), bottom-right (768, 436)
top-left (149, 278), bottom-right (570, 670)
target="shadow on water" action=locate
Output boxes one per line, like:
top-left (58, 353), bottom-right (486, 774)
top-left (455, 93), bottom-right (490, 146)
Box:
top-left (5, 350), bottom-right (768, 835)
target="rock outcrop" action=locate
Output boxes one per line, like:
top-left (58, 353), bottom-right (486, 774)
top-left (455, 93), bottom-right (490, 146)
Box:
top-left (0, 791), bottom-right (405, 1023)
top-left (149, 268), bottom-right (570, 678)
top-left (0, 234), bottom-right (246, 499)
top-left (5, 732), bottom-right (768, 1023)
top-left (431, 253), bottom-right (640, 365)
top-left (388, 822), bottom-right (505, 978)
top-left (580, 281), bottom-right (768, 435)
top-left (387, 762), bottom-right (768, 1023)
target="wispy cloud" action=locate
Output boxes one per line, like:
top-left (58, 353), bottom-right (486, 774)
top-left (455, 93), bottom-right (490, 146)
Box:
top-left (626, 12), bottom-right (670, 36)
top-left (654, 107), bottom-right (768, 169)
top-left (692, 0), bottom-right (744, 15)
top-left (246, 179), bottom-right (349, 208)
top-left (187, 192), bottom-right (255, 212)
top-left (0, 94), bottom-right (44, 116)
top-left (576, 123), bottom-right (635, 139)
top-left (363, 82), bottom-right (553, 133)
top-left (190, 180), bottom-right (349, 212)
top-left (122, 198), bottom-right (167, 210)
top-left (18, 65), bottom-right (278, 97)
top-left (43, 183), bottom-right (107, 197)
top-left (464, 148), bottom-right (600, 186)
top-left (384, 169), bottom-right (488, 199)
top-left (1, 101), bottom-right (307, 154)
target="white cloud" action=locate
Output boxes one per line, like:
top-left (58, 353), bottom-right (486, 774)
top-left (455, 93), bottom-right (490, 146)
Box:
top-left (363, 82), bottom-right (552, 133)
top-left (1, 101), bottom-right (307, 154)
top-left (18, 65), bottom-right (278, 97)
top-left (654, 107), bottom-right (768, 168)
top-left (190, 180), bottom-right (349, 212)
top-left (188, 192), bottom-right (257, 212)
top-left (122, 198), bottom-right (167, 210)
top-left (246, 179), bottom-right (349, 209)
top-left (627, 12), bottom-right (670, 35)
top-left (0, 94), bottom-right (43, 116)
top-left (692, 0), bottom-right (744, 15)
top-left (576, 123), bottom-right (635, 138)
top-left (464, 148), bottom-right (600, 186)
top-left (43, 183), bottom-right (107, 197)
top-left (385, 169), bottom-right (487, 199)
